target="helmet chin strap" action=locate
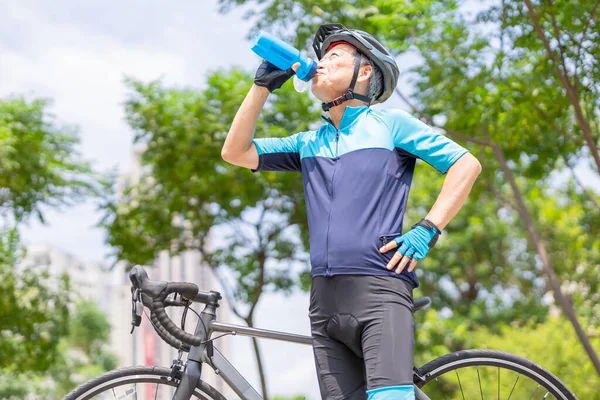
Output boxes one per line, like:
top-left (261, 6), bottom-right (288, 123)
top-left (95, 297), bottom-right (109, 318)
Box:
top-left (322, 54), bottom-right (371, 112)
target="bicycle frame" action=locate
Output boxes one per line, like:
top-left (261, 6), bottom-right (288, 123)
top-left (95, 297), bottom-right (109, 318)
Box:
top-left (169, 302), bottom-right (431, 400)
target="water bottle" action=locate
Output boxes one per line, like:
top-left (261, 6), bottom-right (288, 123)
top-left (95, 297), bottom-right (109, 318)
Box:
top-left (251, 31), bottom-right (317, 88)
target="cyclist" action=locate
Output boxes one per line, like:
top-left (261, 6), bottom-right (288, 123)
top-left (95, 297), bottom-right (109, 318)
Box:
top-left (222, 23), bottom-right (481, 400)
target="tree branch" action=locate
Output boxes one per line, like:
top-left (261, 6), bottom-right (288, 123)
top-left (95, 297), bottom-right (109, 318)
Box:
top-left (196, 236), bottom-right (246, 320)
top-left (256, 205), bottom-right (267, 229)
top-left (492, 142), bottom-right (600, 375)
top-left (565, 158), bottom-right (600, 214)
top-left (486, 180), bottom-right (515, 210)
top-left (393, 88), bottom-right (493, 147)
top-left (266, 224), bottom-right (285, 244)
top-left (497, 0), bottom-right (506, 76)
top-left (393, 79), bottom-right (600, 373)
top-left (445, 128), bottom-right (493, 147)
top-left (246, 249), bottom-right (266, 322)
top-left (394, 87), bottom-right (419, 113)
top-left (523, 0), bottom-right (600, 174)
top-left (576, 2), bottom-right (599, 70)
top-left (524, 0), bottom-right (563, 76)
top-left (547, 0), bottom-right (571, 84)
top-left (208, 263), bottom-right (245, 320)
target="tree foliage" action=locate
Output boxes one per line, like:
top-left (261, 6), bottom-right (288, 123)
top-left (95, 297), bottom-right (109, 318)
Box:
top-left (0, 228), bottom-right (70, 373)
top-left (0, 97), bottom-right (97, 223)
top-left (0, 95), bottom-right (106, 397)
top-left (103, 71), bottom-right (319, 300)
top-left (415, 309), bottom-right (600, 399)
top-left (100, 71), bottom-right (321, 398)
top-left (218, 0), bottom-right (600, 378)
top-left (0, 300), bottom-right (117, 399)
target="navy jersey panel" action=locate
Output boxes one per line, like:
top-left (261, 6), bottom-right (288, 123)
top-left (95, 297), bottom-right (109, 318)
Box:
top-left (252, 106), bottom-right (468, 287)
top-left (252, 134), bottom-right (302, 172)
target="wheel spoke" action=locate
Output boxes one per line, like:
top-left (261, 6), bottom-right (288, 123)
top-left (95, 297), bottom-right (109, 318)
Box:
top-left (527, 384), bottom-right (541, 400)
top-left (456, 369), bottom-right (465, 400)
top-left (497, 367), bottom-right (500, 400)
top-left (61, 367), bottom-right (225, 400)
top-left (418, 352), bottom-right (573, 400)
top-left (477, 367), bottom-right (484, 400)
top-left (507, 374), bottom-right (520, 400)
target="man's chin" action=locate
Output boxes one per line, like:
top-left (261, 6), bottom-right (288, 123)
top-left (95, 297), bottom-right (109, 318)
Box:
top-left (310, 89), bottom-right (326, 103)
top-left (310, 86), bottom-right (343, 104)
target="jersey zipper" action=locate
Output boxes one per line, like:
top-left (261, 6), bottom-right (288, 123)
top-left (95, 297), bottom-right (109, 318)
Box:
top-left (325, 129), bottom-right (340, 276)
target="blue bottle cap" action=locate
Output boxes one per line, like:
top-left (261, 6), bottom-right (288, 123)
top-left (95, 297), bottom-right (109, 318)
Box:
top-left (297, 60), bottom-right (317, 81)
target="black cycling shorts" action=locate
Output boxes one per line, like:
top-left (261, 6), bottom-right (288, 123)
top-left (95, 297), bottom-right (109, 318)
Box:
top-left (309, 275), bottom-right (414, 400)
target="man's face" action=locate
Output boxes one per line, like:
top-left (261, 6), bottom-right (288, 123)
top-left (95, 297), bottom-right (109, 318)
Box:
top-left (311, 43), bottom-right (357, 103)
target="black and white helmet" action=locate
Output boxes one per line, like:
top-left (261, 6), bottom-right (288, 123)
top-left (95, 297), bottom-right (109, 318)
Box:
top-left (313, 23), bottom-right (399, 105)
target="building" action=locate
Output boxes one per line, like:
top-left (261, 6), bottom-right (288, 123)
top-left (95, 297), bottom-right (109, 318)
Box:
top-left (20, 244), bottom-right (112, 311)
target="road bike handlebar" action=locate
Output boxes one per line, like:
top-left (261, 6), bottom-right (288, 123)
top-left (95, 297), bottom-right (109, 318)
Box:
top-left (129, 265), bottom-right (219, 349)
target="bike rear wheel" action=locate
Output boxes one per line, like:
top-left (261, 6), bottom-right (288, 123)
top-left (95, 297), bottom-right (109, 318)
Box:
top-left (62, 366), bottom-right (227, 400)
top-left (415, 349), bottom-right (577, 400)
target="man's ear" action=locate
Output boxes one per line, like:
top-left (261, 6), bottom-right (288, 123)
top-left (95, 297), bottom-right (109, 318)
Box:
top-left (358, 64), bottom-right (373, 82)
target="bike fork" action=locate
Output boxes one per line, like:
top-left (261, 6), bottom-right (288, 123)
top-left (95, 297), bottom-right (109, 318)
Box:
top-left (172, 305), bottom-right (217, 400)
top-left (171, 359), bottom-right (203, 400)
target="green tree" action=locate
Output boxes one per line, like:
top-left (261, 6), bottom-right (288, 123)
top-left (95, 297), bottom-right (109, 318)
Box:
top-left (68, 300), bottom-right (116, 365)
top-left (0, 96), bottom-right (97, 223)
top-left (0, 95), bottom-right (104, 396)
top-left (0, 95), bottom-right (98, 370)
top-left (45, 300), bottom-right (118, 397)
top-left (526, 179), bottom-right (600, 327)
top-left (0, 300), bottom-right (118, 399)
top-left (402, 2), bottom-right (600, 373)
top-left (415, 309), bottom-right (600, 399)
top-left (101, 71), bottom-right (320, 399)
top-left (518, 0), bottom-right (600, 173)
top-left (217, 0), bottom-right (600, 374)
top-left (409, 163), bottom-right (548, 331)
top-left (0, 228), bottom-right (70, 373)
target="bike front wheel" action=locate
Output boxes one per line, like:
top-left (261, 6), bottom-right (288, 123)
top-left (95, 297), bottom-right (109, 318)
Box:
top-left (415, 349), bottom-right (577, 400)
top-left (62, 366), bottom-right (227, 400)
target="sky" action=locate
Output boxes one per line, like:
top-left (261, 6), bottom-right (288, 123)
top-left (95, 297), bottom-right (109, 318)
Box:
top-left (2, 1), bottom-right (599, 398)
top-left (0, 0), bottom-right (321, 397)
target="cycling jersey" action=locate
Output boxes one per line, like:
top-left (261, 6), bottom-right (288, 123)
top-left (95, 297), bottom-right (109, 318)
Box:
top-left (252, 106), bottom-right (467, 287)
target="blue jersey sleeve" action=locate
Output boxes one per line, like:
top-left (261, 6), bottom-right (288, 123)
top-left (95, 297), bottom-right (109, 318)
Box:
top-left (252, 133), bottom-right (302, 172)
top-left (381, 109), bottom-right (468, 173)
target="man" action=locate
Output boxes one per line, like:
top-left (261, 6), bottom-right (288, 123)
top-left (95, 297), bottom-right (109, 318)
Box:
top-left (222, 23), bottom-right (481, 400)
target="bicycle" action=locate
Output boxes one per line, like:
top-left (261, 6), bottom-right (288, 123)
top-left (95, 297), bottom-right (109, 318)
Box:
top-left (63, 265), bottom-right (578, 400)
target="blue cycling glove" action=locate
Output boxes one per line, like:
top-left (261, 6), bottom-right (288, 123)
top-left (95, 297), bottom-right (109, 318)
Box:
top-left (394, 219), bottom-right (441, 261)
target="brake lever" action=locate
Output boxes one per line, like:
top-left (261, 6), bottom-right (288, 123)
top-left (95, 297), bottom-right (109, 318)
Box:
top-left (165, 294), bottom-right (192, 307)
top-left (130, 288), bottom-right (143, 334)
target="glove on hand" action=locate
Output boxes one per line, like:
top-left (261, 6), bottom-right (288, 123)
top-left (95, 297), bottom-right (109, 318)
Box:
top-left (254, 60), bottom-right (295, 92)
top-left (393, 225), bottom-right (438, 261)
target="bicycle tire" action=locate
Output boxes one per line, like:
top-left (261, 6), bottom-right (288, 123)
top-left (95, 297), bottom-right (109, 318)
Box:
top-left (415, 349), bottom-right (577, 400)
top-left (62, 366), bottom-right (228, 400)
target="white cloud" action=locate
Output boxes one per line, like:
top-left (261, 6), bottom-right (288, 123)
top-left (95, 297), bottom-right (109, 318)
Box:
top-left (1, 1), bottom-right (192, 171)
